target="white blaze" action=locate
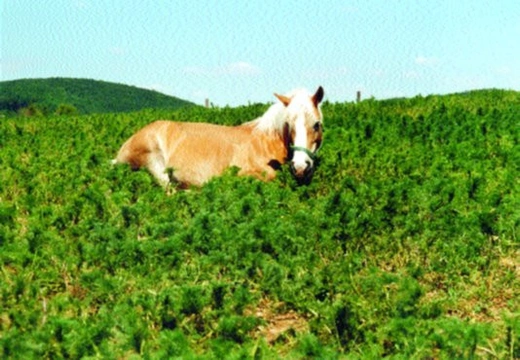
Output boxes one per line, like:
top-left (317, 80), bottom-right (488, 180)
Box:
top-left (291, 115), bottom-right (312, 172)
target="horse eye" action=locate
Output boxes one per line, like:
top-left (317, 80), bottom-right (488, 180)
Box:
top-left (313, 122), bottom-right (321, 132)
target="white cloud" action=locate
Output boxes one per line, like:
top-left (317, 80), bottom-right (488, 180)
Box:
top-left (72, 0), bottom-right (90, 9)
top-left (442, 75), bottom-right (485, 90)
top-left (224, 62), bottom-right (261, 75)
top-left (183, 62), bottom-right (261, 76)
top-left (303, 67), bottom-right (351, 80)
top-left (183, 66), bottom-right (206, 75)
top-left (494, 65), bottom-right (511, 75)
top-left (371, 68), bottom-right (385, 78)
top-left (109, 47), bottom-right (126, 56)
top-left (2, 59), bottom-right (30, 77)
top-left (415, 55), bottom-right (439, 66)
top-left (404, 70), bottom-right (420, 79)
top-left (339, 5), bottom-right (359, 14)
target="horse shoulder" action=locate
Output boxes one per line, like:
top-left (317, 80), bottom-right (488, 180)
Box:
top-left (231, 126), bottom-right (286, 180)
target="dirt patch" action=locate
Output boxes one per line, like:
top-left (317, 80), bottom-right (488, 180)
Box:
top-left (420, 252), bottom-right (519, 323)
top-left (246, 298), bottom-right (309, 343)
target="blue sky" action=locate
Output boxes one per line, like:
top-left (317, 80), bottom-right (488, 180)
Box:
top-left (3, 0), bottom-right (519, 106)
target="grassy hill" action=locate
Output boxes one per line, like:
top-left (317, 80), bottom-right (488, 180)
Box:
top-left (0, 77), bottom-right (196, 116)
top-left (0, 89), bottom-right (519, 358)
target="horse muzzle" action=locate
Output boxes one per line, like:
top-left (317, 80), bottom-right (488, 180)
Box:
top-left (290, 159), bottom-right (314, 185)
top-left (289, 145), bottom-right (317, 185)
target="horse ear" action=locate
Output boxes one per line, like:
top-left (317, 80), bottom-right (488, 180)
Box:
top-left (312, 86), bottom-right (324, 107)
top-left (274, 93), bottom-right (291, 107)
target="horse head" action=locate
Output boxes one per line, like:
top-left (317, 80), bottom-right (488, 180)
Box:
top-left (275, 86), bottom-right (324, 184)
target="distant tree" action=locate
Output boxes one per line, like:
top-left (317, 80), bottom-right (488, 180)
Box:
top-left (55, 103), bottom-right (78, 115)
top-left (19, 104), bottom-right (44, 117)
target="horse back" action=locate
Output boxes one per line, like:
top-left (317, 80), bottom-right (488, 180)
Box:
top-left (115, 120), bottom-right (286, 186)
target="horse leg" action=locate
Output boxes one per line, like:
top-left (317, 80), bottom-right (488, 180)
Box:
top-left (146, 151), bottom-right (172, 188)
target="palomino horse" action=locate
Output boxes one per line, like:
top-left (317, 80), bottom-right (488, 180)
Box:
top-left (113, 86), bottom-right (324, 188)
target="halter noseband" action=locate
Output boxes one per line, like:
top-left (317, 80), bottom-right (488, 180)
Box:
top-left (283, 122), bottom-right (320, 163)
top-left (290, 145), bottom-right (317, 162)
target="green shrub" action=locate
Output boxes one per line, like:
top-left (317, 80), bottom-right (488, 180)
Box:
top-left (1, 89), bottom-right (518, 357)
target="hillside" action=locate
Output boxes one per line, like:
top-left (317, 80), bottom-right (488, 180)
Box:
top-left (0, 77), bottom-right (196, 115)
top-left (0, 89), bottom-right (519, 358)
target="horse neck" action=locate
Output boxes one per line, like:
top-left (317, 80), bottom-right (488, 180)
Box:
top-left (235, 106), bottom-right (286, 161)
top-left (247, 103), bottom-right (286, 137)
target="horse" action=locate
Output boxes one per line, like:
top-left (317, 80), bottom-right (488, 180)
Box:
top-left (112, 86), bottom-right (324, 189)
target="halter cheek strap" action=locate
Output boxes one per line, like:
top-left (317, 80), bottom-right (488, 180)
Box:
top-left (290, 145), bottom-right (317, 161)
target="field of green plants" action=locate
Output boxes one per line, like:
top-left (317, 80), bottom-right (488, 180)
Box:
top-left (1, 89), bottom-right (519, 358)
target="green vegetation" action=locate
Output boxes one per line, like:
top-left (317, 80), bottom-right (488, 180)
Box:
top-left (0, 78), bottom-right (195, 116)
top-left (1, 89), bottom-right (519, 358)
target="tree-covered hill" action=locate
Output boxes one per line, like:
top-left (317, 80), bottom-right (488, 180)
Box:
top-left (0, 77), bottom-right (196, 116)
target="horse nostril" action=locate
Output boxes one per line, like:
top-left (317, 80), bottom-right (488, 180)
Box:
top-left (305, 160), bottom-right (312, 174)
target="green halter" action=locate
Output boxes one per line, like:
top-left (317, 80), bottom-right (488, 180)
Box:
top-left (290, 145), bottom-right (317, 161)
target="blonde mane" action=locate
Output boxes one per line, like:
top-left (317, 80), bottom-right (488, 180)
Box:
top-left (247, 88), bottom-right (318, 136)
top-left (247, 102), bottom-right (287, 136)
